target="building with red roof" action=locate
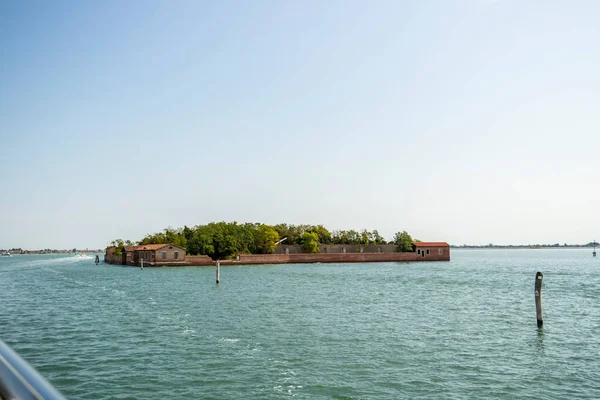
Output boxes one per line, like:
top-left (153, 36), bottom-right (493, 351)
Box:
top-left (105, 243), bottom-right (187, 266)
top-left (414, 242), bottom-right (450, 261)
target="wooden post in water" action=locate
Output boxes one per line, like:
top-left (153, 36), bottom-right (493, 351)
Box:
top-left (535, 272), bottom-right (543, 327)
top-left (216, 260), bottom-right (220, 284)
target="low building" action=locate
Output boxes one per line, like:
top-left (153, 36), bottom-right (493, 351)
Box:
top-left (132, 244), bottom-right (186, 265)
top-left (104, 246), bottom-right (119, 264)
top-left (104, 243), bottom-right (187, 266)
top-left (122, 246), bottom-right (136, 265)
top-left (414, 242), bottom-right (450, 261)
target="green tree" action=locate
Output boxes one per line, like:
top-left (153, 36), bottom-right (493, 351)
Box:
top-left (393, 231), bottom-right (414, 252)
top-left (183, 225), bottom-right (194, 242)
top-left (360, 229), bottom-right (371, 245)
top-left (372, 230), bottom-right (386, 245)
top-left (301, 232), bottom-right (320, 253)
top-left (311, 225), bottom-right (332, 244)
top-left (131, 221), bottom-right (401, 258)
top-left (109, 239), bottom-right (125, 255)
top-left (256, 224), bottom-right (280, 254)
top-left (331, 230), bottom-right (349, 244)
top-left (187, 231), bottom-right (215, 257)
top-left (164, 228), bottom-right (187, 249)
top-left (221, 234), bottom-right (240, 257)
top-left (288, 225), bottom-right (304, 245)
top-left (273, 224), bottom-right (291, 244)
top-left (139, 233), bottom-right (166, 245)
top-left (347, 230), bottom-right (360, 245)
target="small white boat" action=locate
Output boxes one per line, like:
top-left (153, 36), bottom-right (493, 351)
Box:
top-left (1, 251), bottom-right (10, 257)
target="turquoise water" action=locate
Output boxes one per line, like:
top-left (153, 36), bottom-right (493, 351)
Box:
top-left (1, 250), bottom-right (599, 399)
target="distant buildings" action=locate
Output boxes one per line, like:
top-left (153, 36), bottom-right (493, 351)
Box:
top-left (0, 248), bottom-right (103, 254)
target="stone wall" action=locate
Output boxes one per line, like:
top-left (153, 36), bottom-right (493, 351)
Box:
top-left (104, 247), bottom-right (121, 264)
top-left (274, 245), bottom-right (304, 254)
top-left (153, 245), bottom-right (186, 263)
top-left (274, 244), bottom-right (397, 254)
top-left (238, 252), bottom-right (421, 264)
top-left (321, 244), bottom-right (397, 253)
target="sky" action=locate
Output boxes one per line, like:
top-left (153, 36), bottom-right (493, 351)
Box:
top-left (1, 0), bottom-right (599, 249)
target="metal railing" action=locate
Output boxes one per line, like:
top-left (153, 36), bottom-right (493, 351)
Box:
top-left (0, 340), bottom-right (66, 400)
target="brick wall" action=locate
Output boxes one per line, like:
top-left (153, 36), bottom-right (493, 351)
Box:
top-left (151, 245), bottom-right (186, 263)
top-left (106, 247), bottom-right (449, 266)
top-left (239, 252), bottom-right (421, 264)
top-left (415, 246), bottom-right (450, 261)
top-left (185, 255), bottom-right (215, 266)
top-left (104, 247), bottom-right (122, 264)
top-left (275, 244), bottom-right (397, 254)
top-left (321, 244), bottom-right (397, 253)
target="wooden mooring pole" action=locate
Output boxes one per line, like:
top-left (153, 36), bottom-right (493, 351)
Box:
top-left (216, 260), bottom-right (220, 284)
top-left (535, 272), bottom-right (543, 327)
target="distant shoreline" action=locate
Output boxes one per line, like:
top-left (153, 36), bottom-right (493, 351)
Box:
top-left (0, 250), bottom-right (103, 255)
top-left (452, 246), bottom-right (596, 250)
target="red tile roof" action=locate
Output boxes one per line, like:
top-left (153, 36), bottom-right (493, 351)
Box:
top-left (134, 243), bottom-right (184, 251)
top-left (134, 244), bottom-right (169, 251)
top-left (414, 242), bottom-right (449, 247)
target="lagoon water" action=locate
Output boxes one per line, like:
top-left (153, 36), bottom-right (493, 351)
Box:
top-left (1, 250), bottom-right (600, 399)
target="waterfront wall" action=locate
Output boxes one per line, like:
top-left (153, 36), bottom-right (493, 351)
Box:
top-left (275, 244), bottom-right (397, 254)
top-left (104, 249), bottom-right (213, 266)
top-left (185, 255), bottom-right (214, 266)
top-left (105, 255), bottom-right (213, 266)
top-left (104, 250), bottom-right (121, 264)
top-left (105, 249), bottom-right (449, 266)
top-left (238, 252), bottom-right (421, 264)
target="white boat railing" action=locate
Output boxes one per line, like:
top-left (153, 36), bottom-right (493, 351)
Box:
top-left (0, 340), bottom-right (67, 400)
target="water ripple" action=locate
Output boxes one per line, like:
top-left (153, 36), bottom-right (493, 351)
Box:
top-left (2, 251), bottom-right (600, 398)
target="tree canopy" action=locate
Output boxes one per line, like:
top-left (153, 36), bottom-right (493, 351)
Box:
top-left (393, 231), bottom-right (415, 252)
top-left (110, 223), bottom-right (416, 259)
top-left (301, 232), bottom-right (320, 253)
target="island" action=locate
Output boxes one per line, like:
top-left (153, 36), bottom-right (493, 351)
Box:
top-left (103, 222), bottom-right (450, 266)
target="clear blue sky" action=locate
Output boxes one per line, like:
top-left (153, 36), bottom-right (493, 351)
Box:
top-left (1, 0), bottom-right (599, 249)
